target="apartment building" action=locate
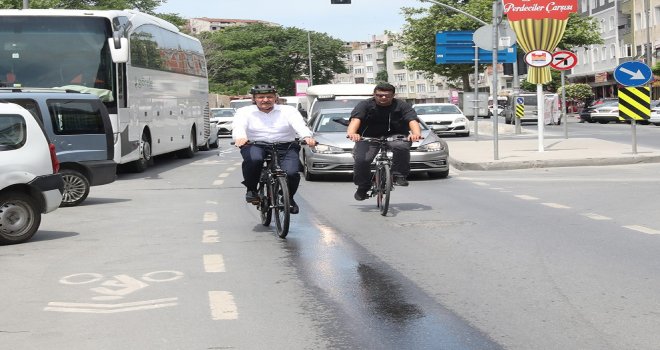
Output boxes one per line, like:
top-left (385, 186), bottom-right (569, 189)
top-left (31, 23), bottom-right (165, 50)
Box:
top-left (186, 18), bottom-right (279, 34)
top-left (333, 35), bottom-right (450, 104)
top-left (568, 0), bottom-right (659, 99)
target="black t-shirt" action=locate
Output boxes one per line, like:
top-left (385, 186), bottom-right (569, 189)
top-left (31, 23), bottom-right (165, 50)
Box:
top-left (350, 98), bottom-right (419, 137)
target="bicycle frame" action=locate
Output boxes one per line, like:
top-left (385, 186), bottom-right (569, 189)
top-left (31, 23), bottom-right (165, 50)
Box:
top-left (361, 136), bottom-right (401, 216)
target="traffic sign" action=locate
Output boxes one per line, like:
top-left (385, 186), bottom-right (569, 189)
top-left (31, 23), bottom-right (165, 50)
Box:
top-left (516, 97), bottom-right (524, 104)
top-left (473, 22), bottom-right (517, 51)
top-left (617, 87), bottom-right (651, 121)
top-left (524, 50), bottom-right (552, 67)
top-left (435, 31), bottom-right (517, 64)
top-left (613, 61), bottom-right (653, 87)
top-left (550, 51), bottom-right (577, 70)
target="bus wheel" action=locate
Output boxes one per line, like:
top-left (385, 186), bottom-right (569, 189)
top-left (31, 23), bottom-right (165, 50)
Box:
top-left (128, 132), bottom-right (152, 173)
top-left (177, 129), bottom-right (196, 159)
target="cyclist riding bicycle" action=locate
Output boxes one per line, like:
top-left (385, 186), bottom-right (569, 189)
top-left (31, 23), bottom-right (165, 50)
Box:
top-left (232, 84), bottom-right (317, 214)
top-left (346, 82), bottom-right (422, 201)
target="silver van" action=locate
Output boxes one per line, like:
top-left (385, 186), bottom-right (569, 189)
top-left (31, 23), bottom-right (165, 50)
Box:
top-left (0, 89), bottom-right (116, 206)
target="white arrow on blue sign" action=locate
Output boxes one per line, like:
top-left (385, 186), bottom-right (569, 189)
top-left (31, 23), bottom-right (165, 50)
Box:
top-left (613, 61), bottom-right (653, 87)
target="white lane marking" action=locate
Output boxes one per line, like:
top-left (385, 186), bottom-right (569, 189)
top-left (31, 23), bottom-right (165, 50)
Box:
top-left (582, 213), bottom-right (612, 220)
top-left (203, 212), bottom-right (218, 222)
top-left (489, 187), bottom-right (504, 190)
top-left (204, 254), bottom-right (226, 272)
top-left (623, 225), bottom-right (660, 235)
top-left (206, 200), bottom-right (218, 205)
top-left (234, 162), bottom-right (242, 166)
top-left (45, 298), bottom-right (178, 313)
top-left (472, 182), bottom-right (489, 186)
top-left (226, 167), bottom-right (236, 171)
top-left (203, 230), bottom-right (219, 243)
top-left (218, 173), bottom-right (230, 178)
top-left (212, 180), bottom-right (224, 186)
top-left (209, 291), bottom-right (238, 320)
top-left (514, 194), bottom-right (538, 200)
top-left (542, 203), bottom-right (571, 209)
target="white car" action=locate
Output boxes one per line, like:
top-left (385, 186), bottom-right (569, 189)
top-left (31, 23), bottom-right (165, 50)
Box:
top-left (210, 108), bottom-right (236, 137)
top-left (412, 103), bottom-right (470, 137)
top-left (0, 102), bottom-right (63, 244)
top-left (649, 100), bottom-right (660, 126)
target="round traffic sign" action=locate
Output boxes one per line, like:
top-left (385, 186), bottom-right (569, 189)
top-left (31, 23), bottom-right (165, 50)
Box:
top-left (613, 61), bottom-right (653, 87)
top-left (524, 50), bottom-right (552, 67)
top-left (550, 51), bottom-right (578, 70)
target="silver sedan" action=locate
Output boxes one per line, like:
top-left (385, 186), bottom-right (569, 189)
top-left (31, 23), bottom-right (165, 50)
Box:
top-left (300, 108), bottom-right (449, 181)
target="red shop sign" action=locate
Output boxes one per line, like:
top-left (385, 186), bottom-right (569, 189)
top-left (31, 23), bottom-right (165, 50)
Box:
top-left (502, 0), bottom-right (578, 21)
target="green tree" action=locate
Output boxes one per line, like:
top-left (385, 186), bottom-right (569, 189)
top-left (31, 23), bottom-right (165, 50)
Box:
top-left (200, 24), bottom-right (348, 95)
top-left (653, 62), bottom-right (660, 76)
top-left (557, 83), bottom-right (595, 101)
top-left (0, 0), bottom-right (164, 13)
top-left (397, 1), bottom-right (604, 91)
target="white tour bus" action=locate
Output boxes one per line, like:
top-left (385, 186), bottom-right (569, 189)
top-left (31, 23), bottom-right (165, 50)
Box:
top-left (0, 9), bottom-right (210, 172)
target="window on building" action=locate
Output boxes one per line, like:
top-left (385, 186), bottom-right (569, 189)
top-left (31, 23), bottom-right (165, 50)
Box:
top-left (365, 53), bottom-right (373, 61)
top-left (409, 85), bottom-right (415, 93)
top-left (611, 44), bottom-right (616, 58)
top-left (354, 67), bottom-right (364, 74)
top-left (416, 72), bottom-right (425, 80)
top-left (353, 54), bottom-right (363, 62)
top-left (656, 6), bottom-right (660, 26)
top-left (408, 73), bottom-right (415, 81)
top-left (609, 16), bottom-right (614, 31)
top-left (366, 66), bottom-right (374, 73)
top-left (393, 49), bottom-right (403, 59)
top-left (593, 47), bottom-right (599, 61)
top-left (636, 13), bottom-right (642, 30)
top-left (417, 84), bottom-right (426, 93)
top-left (394, 73), bottom-right (405, 82)
top-left (601, 46), bottom-right (607, 60)
top-left (429, 84), bottom-right (436, 92)
top-left (581, 0), bottom-right (587, 10)
top-left (636, 45), bottom-right (642, 56)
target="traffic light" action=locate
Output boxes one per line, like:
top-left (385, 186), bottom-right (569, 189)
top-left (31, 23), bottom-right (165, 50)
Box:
top-left (331, 0), bottom-right (351, 3)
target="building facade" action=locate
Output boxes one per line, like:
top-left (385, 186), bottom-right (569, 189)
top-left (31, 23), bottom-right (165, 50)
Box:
top-left (186, 18), bottom-right (279, 34)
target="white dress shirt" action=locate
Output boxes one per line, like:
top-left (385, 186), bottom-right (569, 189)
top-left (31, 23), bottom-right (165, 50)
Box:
top-left (232, 104), bottom-right (312, 142)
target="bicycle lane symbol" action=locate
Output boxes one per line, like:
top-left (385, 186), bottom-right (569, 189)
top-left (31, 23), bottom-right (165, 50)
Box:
top-left (44, 271), bottom-right (183, 314)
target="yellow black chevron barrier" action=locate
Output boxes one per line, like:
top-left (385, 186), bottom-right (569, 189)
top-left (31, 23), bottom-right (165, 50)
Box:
top-left (515, 103), bottom-right (525, 119)
top-left (618, 87), bottom-right (650, 121)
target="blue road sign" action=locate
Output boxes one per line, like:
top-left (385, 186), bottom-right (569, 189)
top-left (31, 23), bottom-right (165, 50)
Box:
top-left (516, 97), bottom-right (524, 104)
top-left (613, 61), bottom-right (653, 87)
top-left (435, 31), bottom-right (517, 64)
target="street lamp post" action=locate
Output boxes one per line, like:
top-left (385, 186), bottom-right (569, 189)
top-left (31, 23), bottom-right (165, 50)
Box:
top-left (307, 31), bottom-right (313, 86)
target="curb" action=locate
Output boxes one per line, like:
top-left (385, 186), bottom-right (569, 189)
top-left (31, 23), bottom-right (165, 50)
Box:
top-left (449, 154), bottom-right (660, 171)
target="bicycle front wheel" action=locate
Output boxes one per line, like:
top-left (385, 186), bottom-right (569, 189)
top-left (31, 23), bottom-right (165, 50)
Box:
top-left (258, 181), bottom-right (272, 226)
top-left (377, 164), bottom-right (391, 216)
top-left (272, 176), bottom-right (290, 238)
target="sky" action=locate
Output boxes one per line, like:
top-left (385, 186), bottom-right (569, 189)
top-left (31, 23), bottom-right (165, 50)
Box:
top-left (156, 0), bottom-right (430, 42)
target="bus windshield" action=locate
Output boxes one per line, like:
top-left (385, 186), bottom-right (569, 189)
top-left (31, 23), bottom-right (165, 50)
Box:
top-left (0, 16), bottom-right (113, 92)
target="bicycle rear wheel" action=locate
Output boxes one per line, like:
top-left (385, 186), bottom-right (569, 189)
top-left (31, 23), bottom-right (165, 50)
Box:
top-left (377, 164), bottom-right (391, 216)
top-left (272, 176), bottom-right (290, 238)
top-left (258, 181), bottom-right (272, 226)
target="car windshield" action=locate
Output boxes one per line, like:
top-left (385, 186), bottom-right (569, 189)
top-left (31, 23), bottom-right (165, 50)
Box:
top-left (316, 113), bottom-right (349, 132)
top-left (211, 109), bottom-right (235, 118)
top-left (414, 105), bottom-right (461, 115)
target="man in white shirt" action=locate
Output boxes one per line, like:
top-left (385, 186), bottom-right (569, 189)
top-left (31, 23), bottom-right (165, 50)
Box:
top-left (232, 84), bottom-right (316, 214)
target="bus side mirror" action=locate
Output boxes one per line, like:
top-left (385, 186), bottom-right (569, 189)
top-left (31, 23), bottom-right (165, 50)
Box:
top-left (108, 37), bottom-right (129, 63)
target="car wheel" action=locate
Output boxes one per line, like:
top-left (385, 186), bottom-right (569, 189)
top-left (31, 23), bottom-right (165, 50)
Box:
top-left (653, 122), bottom-right (660, 126)
top-left (60, 169), bottom-right (90, 207)
top-left (0, 191), bottom-right (41, 244)
top-left (428, 170), bottom-right (449, 179)
top-left (199, 138), bottom-right (210, 151)
top-left (303, 154), bottom-right (318, 181)
top-left (210, 137), bottom-right (219, 149)
top-left (127, 132), bottom-right (152, 173)
top-left (598, 120), bottom-right (609, 124)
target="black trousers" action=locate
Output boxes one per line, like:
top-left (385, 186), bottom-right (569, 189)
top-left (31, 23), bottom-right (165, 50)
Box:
top-left (240, 144), bottom-right (301, 198)
top-left (352, 139), bottom-right (411, 190)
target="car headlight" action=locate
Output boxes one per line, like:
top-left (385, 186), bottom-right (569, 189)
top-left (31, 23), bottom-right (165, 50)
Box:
top-left (417, 141), bottom-right (446, 152)
top-left (312, 144), bottom-right (345, 154)
top-left (455, 117), bottom-right (467, 123)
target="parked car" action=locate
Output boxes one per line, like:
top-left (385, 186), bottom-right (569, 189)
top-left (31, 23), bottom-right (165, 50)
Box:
top-left (589, 102), bottom-right (623, 124)
top-left (0, 88), bottom-right (116, 206)
top-left (648, 100), bottom-right (660, 126)
top-left (578, 98), bottom-right (617, 123)
top-left (0, 102), bottom-right (64, 244)
top-left (199, 122), bottom-right (219, 150)
top-left (299, 108), bottom-right (449, 181)
top-left (210, 108), bottom-right (236, 137)
top-left (412, 103), bottom-right (470, 137)
top-left (279, 96), bottom-right (308, 118)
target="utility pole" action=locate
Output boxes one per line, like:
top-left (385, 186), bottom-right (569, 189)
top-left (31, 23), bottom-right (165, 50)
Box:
top-left (307, 31), bottom-right (313, 86)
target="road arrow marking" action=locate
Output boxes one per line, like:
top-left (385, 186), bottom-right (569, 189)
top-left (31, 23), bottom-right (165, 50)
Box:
top-left (45, 298), bottom-right (178, 313)
top-left (90, 275), bottom-right (149, 298)
top-left (619, 67), bottom-right (646, 79)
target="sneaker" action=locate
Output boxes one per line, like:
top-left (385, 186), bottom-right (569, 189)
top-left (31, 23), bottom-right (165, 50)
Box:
top-left (393, 176), bottom-right (409, 186)
top-left (289, 198), bottom-right (299, 214)
top-left (245, 190), bottom-right (259, 204)
top-left (354, 189), bottom-right (368, 201)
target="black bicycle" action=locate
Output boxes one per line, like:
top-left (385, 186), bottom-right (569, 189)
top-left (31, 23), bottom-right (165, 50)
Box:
top-left (241, 140), bottom-right (299, 238)
top-left (361, 136), bottom-right (399, 216)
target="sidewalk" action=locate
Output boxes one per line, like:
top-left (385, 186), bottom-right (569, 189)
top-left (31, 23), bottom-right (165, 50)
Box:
top-left (444, 118), bottom-right (660, 171)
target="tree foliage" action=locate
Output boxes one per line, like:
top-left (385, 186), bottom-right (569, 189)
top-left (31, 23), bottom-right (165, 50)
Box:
top-left (397, 0), bottom-right (604, 91)
top-left (199, 24), bottom-right (348, 95)
top-left (557, 83), bottom-right (595, 101)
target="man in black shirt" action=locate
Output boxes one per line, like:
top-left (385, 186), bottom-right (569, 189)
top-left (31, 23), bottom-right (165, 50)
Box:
top-left (346, 83), bottom-right (422, 201)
